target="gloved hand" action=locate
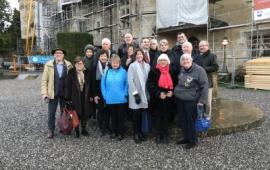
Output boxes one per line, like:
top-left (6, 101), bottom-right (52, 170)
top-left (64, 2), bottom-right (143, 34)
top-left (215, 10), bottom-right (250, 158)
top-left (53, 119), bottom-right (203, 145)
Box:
top-left (64, 99), bottom-right (72, 109)
top-left (134, 94), bottom-right (141, 104)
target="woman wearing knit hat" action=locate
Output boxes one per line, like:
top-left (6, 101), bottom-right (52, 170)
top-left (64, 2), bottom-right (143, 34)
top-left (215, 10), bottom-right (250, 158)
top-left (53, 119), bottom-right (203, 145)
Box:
top-left (83, 44), bottom-right (97, 119)
top-left (147, 53), bottom-right (177, 144)
top-left (83, 44), bottom-right (96, 72)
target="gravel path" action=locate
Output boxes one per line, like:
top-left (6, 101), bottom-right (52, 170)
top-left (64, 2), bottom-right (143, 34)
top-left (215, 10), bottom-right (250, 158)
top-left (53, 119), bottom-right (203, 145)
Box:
top-left (0, 76), bottom-right (269, 169)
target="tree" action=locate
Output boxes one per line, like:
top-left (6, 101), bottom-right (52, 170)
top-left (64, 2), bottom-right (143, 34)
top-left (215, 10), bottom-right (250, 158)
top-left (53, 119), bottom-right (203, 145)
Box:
top-left (0, 0), bottom-right (11, 32)
top-left (7, 9), bottom-right (21, 52)
top-left (0, 1), bottom-right (21, 56)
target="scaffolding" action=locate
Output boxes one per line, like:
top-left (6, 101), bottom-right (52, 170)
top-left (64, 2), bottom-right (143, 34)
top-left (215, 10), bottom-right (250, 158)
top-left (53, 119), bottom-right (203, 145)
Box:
top-left (208, 0), bottom-right (270, 59)
top-left (44, 0), bottom-right (157, 49)
top-left (54, 0), bottom-right (132, 48)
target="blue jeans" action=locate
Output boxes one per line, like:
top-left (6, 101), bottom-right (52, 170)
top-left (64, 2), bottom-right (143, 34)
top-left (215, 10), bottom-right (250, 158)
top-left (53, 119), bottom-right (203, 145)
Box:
top-left (48, 95), bottom-right (65, 131)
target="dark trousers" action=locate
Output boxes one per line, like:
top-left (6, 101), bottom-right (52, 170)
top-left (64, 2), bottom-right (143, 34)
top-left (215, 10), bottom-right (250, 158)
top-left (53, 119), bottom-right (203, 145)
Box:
top-left (78, 91), bottom-right (87, 129)
top-left (177, 99), bottom-right (198, 144)
top-left (108, 103), bottom-right (126, 136)
top-left (131, 109), bottom-right (143, 135)
top-left (97, 98), bottom-right (110, 131)
top-left (48, 95), bottom-right (65, 131)
top-left (156, 116), bottom-right (169, 137)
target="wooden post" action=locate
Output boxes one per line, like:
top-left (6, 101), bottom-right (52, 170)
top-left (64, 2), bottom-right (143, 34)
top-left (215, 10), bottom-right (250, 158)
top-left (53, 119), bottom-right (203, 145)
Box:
top-left (11, 55), bottom-right (18, 74)
top-left (212, 72), bottom-right (218, 99)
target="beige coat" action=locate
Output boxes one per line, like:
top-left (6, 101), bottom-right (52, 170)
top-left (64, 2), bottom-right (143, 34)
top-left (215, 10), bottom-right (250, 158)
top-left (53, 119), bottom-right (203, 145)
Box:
top-left (41, 60), bottom-right (73, 99)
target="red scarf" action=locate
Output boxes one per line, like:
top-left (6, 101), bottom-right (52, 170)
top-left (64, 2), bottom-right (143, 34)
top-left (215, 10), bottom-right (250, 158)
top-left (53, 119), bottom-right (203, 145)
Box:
top-left (156, 64), bottom-right (173, 90)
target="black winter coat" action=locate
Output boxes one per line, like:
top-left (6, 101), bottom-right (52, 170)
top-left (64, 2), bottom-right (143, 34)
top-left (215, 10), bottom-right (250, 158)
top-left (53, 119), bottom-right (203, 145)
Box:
top-left (65, 68), bottom-right (94, 118)
top-left (147, 66), bottom-right (178, 117)
top-left (117, 42), bottom-right (139, 58)
top-left (172, 44), bottom-right (183, 60)
top-left (200, 50), bottom-right (219, 88)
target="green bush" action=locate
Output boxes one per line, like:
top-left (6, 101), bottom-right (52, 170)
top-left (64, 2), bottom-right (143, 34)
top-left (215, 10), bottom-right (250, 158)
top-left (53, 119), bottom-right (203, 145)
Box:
top-left (57, 32), bottom-right (93, 62)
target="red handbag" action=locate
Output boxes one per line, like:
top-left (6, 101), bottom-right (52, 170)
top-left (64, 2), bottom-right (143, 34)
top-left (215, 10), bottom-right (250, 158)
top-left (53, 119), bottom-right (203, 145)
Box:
top-left (68, 109), bottom-right (80, 128)
top-left (57, 109), bottom-right (73, 135)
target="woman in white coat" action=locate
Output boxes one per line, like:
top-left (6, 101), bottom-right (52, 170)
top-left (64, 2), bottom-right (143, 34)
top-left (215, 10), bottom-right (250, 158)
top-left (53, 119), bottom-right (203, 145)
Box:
top-left (128, 49), bottom-right (151, 143)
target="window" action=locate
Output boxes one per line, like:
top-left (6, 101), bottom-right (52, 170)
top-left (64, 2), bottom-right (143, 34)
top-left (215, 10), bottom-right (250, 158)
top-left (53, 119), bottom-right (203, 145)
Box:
top-left (97, 21), bottom-right (100, 33)
top-left (79, 21), bottom-right (86, 32)
top-left (247, 32), bottom-right (270, 58)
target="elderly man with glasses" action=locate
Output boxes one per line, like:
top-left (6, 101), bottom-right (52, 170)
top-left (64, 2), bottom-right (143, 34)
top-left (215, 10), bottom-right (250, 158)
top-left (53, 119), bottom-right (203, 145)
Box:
top-left (41, 48), bottom-right (73, 139)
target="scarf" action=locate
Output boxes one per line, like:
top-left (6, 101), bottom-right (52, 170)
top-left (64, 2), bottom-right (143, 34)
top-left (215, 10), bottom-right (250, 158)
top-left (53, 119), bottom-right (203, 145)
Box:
top-left (77, 70), bottom-right (85, 92)
top-left (134, 61), bottom-right (150, 105)
top-left (96, 61), bottom-right (108, 80)
top-left (156, 64), bottom-right (173, 90)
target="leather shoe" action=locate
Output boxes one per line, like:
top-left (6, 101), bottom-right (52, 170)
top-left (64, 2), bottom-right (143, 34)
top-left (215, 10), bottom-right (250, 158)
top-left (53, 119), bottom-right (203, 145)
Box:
top-left (110, 133), bottom-right (118, 139)
top-left (81, 128), bottom-right (89, 136)
top-left (139, 133), bottom-right (146, 141)
top-left (185, 143), bottom-right (197, 149)
top-left (47, 130), bottom-right (54, 139)
top-left (176, 139), bottom-right (189, 145)
top-left (155, 135), bottom-right (162, 144)
top-left (134, 134), bottom-right (141, 144)
top-left (118, 135), bottom-right (124, 141)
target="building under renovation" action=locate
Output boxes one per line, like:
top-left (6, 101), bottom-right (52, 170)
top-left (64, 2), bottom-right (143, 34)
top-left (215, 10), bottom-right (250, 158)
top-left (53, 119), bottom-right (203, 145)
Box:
top-left (19, 0), bottom-right (270, 69)
top-left (48, 0), bottom-right (156, 49)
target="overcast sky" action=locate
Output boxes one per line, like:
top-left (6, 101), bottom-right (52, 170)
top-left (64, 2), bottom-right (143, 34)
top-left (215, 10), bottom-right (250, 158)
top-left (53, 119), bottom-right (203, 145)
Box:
top-left (7, 0), bottom-right (19, 10)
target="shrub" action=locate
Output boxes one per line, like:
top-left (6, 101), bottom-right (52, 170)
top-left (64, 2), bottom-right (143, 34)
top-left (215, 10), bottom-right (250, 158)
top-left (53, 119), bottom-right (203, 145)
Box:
top-left (57, 32), bottom-right (93, 62)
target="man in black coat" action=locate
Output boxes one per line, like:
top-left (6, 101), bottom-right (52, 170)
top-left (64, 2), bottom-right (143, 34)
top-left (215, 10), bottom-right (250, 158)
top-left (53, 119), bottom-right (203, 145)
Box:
top-left (198, 40), bottom-right (219, 119)
top-left (172, 32), bottom-right (187, 58)
top-left (96, 38), bottom-right (116, 59)
top-left (118, 33), bottom-right (139, 58)
top-left (140, 38), bottom-right (156, 65)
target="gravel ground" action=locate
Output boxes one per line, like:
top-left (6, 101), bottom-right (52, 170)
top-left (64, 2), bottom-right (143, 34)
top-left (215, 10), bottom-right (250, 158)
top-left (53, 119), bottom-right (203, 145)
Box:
top-left (0, 76), bottom-right (269, 169)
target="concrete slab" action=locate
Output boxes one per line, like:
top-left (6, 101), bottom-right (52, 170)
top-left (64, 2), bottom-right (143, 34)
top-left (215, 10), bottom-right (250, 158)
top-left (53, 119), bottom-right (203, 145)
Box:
top-left (172, 98), bottom-right (265, 138)
top-left (16, 73), bottom-right (39, 80)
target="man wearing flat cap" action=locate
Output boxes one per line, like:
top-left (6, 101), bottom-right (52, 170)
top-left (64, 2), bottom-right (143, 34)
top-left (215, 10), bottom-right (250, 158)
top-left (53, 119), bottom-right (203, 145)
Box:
top-left (41, 48), bottom-right (73, 139)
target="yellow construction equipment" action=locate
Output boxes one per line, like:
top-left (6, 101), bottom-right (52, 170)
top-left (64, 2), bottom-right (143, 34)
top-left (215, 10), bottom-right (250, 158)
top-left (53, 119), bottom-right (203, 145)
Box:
top-left (24, 0), bottom-right (36, 56)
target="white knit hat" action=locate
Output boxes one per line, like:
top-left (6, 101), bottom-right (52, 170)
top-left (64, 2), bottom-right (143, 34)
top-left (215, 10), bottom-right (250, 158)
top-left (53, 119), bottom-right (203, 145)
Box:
top-left (157, 53), bottom-right (170, 64)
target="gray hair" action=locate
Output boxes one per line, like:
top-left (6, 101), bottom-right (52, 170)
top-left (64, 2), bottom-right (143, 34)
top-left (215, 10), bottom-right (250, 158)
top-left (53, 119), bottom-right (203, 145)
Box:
top-left (150, 39), bottom-right (158, 45)
top-left (102, 38), bottom-right (111, 45)
top-left (182, 41), bottom-right (193, 49)
top-left (159, 39), bottom-right (168, 45)
top-left (180, 53), bottom-right (193, 66)
top-left (199, 40), bottom-right (209, 47)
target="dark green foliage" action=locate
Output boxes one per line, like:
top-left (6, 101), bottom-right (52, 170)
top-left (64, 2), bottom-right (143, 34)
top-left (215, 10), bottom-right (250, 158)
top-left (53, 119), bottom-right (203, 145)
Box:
top-left (6, 9), bottom-right (21, 52)
top-left (0, 0), bottom-right (10, 32)
top-left (57, 32), bottom-right (93, 62)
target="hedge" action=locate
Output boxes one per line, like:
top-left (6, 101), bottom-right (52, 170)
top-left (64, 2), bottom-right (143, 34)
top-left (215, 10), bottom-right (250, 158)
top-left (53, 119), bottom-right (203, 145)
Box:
top-left (57, 32), bottom-right (93, 62)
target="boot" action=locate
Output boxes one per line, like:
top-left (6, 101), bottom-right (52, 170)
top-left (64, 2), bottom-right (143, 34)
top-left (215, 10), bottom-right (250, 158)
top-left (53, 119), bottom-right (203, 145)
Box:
top-left (81, 127), bottom-right (89, 136)
top-left (75, 127), bottom-right (80, 138)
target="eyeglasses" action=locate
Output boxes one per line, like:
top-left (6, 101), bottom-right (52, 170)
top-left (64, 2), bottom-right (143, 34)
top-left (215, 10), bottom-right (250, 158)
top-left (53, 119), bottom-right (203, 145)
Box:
top-left (76, 62), bottom-right (84, 65)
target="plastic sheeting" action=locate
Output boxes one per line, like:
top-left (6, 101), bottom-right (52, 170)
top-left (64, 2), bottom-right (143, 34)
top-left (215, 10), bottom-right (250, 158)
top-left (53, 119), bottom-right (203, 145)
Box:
top-left (156, 0), bottom-right (208, 29)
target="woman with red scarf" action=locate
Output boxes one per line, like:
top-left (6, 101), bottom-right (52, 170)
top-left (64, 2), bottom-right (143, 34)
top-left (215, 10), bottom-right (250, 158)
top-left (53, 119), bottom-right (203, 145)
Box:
top-left (147, 54), bottom-right (176, 144)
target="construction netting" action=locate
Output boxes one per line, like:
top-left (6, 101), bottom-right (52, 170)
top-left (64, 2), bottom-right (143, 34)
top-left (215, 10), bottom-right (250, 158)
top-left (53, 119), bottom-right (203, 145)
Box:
top-left (156, 0), bottom-right (208, 29)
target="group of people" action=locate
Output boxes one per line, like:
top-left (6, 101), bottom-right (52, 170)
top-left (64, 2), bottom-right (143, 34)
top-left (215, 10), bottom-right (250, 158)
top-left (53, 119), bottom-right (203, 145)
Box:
top-left (41, 32), bottom-right (219, 149)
